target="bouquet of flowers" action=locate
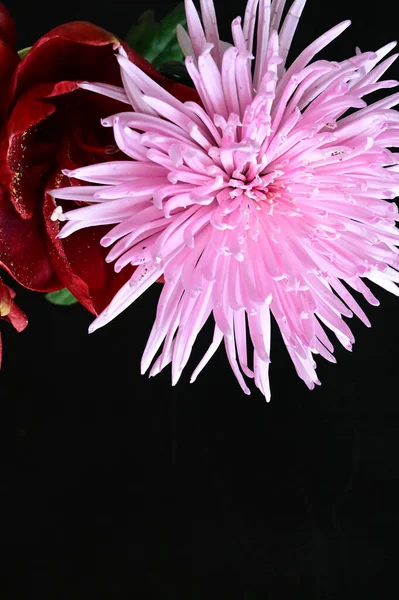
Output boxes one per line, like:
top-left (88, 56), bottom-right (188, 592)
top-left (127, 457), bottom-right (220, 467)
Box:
top-left (1, 0), bottom-right (398, 399)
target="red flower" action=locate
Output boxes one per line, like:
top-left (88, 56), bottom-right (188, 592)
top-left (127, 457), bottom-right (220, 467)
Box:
top-left (0, 275), bottom-right (27, 367)
top-left (0, 3), bottom-right (198, 314)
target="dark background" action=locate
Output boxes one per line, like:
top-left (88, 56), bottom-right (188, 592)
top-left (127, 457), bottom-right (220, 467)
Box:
top-left (5, 0), bottom-right (399, 597)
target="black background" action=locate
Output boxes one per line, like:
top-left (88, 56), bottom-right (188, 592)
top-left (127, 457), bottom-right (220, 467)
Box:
top-left (5, 0), bottom-right (399, 597)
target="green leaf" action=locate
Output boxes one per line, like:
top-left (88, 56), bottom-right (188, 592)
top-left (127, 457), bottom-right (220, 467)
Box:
top-left (125, 3), bottom-right (186, 69)
top-left (158, 61), bottom-right (193, 87)
top-left (45, 289), bottom-right (78, 306)
top-left (18, 46), bottom-right (32, 59)
top-left (126, 11), bottom-right (156, 56)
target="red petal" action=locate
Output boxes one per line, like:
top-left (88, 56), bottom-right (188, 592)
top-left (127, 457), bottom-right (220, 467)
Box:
top-left (44, 175), bottom-right (134, 315)
top-left (15, 22), bottom-right (134, 94)
top-left (0, 185), bottom-right (60, 291)
top-left (12, 20), bottom-right (200, 105)
top-left (0, 82), bottom-right (129, 220)
top-left (0, 82), bottom-right (81, 218)
top-left (0, 3), bottom-right (16, 49)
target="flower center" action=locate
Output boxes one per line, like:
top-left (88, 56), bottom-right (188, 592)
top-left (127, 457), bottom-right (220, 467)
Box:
top-left (226, 161), bottom-right (281, 212)
top-left (231, 174), bottom-right (272, 202)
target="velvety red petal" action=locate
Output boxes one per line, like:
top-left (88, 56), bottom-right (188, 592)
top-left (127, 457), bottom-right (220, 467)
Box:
top-left (0, 82), bottom-right (81, 219)
top-left (0, 185), bottom-right (60, 291)
top-left (12, 20), bottom-right (200, 105)
top-left (15, 23), bottom-right (134, 94)
top-left (44, 174), bottom-right (134, 315)
top-left (0, 3), bottom-right (16, 49)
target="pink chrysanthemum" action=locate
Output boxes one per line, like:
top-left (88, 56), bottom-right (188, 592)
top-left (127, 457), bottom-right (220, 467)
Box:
top-left (50, 0), bottom-right (399, 400)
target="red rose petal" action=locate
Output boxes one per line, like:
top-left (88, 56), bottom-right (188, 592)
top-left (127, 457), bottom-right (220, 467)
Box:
top-left (12, 20), bottom-right (200, 104)
top-left (44, 180), bottom-right (134, 316)
top-left (15, 22), bottom-right (129, 94)
top-left (0, 185), bottom-right (59, 291)
top-left (1, 82), bottom-right (81, 218)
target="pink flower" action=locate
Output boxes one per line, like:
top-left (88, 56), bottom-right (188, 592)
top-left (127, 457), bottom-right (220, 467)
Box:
top-left (50, 0), bottom-right (399, 399)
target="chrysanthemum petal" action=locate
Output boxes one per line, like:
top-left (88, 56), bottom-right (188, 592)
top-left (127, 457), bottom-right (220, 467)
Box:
top-left (54, 0), bottom-right (399, 400)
